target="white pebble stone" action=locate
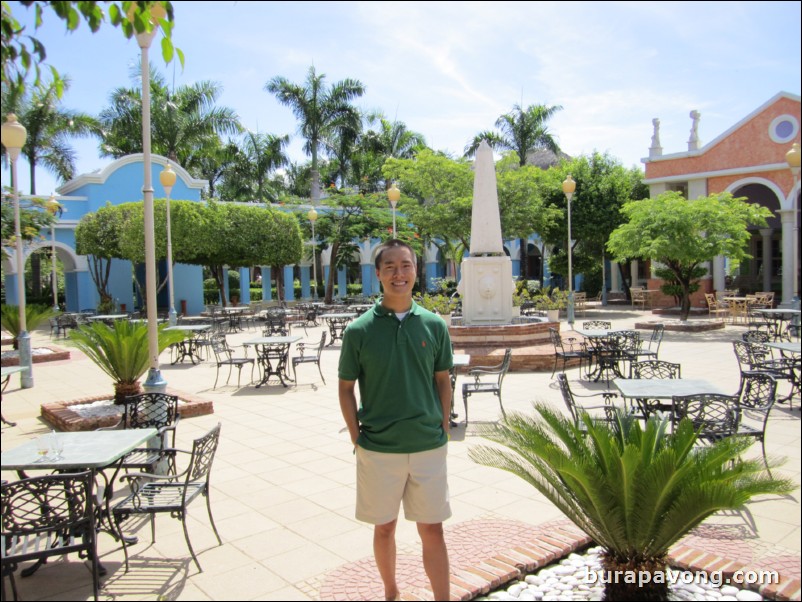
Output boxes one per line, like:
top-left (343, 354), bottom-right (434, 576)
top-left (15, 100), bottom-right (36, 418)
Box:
top-left (518, 591), bottom-right (537, 601)
top-left (735, 591), bottom-right (763, 602)
top-left (720, 586), bottom-right (740, 597)
top-left (525, 575), bottom-right (544, 585)
top-left (508, 583), bottom-right (526, 597)
top-left (553, 566), bottom-right (576, 575)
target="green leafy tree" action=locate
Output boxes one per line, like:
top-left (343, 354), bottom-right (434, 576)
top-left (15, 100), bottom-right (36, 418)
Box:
top-left (74, 202), bottom-right (128, 306)
top-left (464, 103), bottom-right (563, 279)
top-left (607, 191), bottom-right (772, 320)
top-left (69, 320), bottom-right (186, 404)
top-left (539, 153), bottom-right (648, 294)
top-left (384, 150), bottom-right (474, 283)
top-left (265, 66), bottom-right (365, 201)
top-left (1, 189), bottom-right (56, 259)
top-left (2, 1), bottom-right (182, 97)
top-left (99, 69), bottom-right (240, 165)
top-left (470, 404), bottom-right (793, 601)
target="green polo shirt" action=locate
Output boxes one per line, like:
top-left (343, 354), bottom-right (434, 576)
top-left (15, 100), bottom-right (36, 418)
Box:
top-left (338, 300), bottom-right (453, 453)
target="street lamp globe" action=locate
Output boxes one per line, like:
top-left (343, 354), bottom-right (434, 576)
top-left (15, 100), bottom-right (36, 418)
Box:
top-left (1, 113), bottom-right (32, 387)
top-left (388, 183), bottom-right (401, 238)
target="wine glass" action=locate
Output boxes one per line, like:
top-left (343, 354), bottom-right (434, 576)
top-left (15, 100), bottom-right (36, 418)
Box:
top-left (35, 437), bottom-right (51, 463)
top-left (49, 431), bottom-right (64, 460)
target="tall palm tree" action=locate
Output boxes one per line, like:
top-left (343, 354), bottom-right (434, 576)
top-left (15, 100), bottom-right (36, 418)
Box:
top-left (1, 77), bottom-right (100, 194)
top-left (353, 115), bottom-right (427, 192)
top-left (99, 67), bottom-right (241, 166)
top-left (465, 103), bottom-right (563, 279)
top-left (225, 130), bottom-right (290, 202)
top-left (265, 66), bottom-right (365, 201)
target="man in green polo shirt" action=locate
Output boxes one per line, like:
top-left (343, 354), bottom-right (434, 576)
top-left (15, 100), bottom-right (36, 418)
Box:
top-left (339, 239), bottom-right (453, 601)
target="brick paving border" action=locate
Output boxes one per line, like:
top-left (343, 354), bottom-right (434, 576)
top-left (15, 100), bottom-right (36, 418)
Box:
top-left (317, 518), bottom-right (801, 601)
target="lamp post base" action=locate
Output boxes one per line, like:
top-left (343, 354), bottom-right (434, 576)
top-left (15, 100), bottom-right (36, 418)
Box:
top-left (143, 368), bottom-right (167, 393)
top-left (18, 331), bottom-right (33, 388)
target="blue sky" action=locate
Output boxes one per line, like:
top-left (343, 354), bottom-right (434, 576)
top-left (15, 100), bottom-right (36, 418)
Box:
top-left (5, 0), bottom-right (801, 197)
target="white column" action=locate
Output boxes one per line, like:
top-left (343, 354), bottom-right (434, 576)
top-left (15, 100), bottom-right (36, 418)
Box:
top-left (713, 256), bottom-right (726, 292)
top-left (630, 261), bottom-right (639, 287)
top-left (610, 262), bottom-right (621, 292)
top-left (759, 228), bottom-right (773, 293)
top-left (779, 209), bottom-right (795, 304)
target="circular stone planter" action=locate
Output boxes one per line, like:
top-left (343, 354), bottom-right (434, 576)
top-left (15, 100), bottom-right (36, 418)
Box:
top-left (41, 388), bottom-right (214, 431)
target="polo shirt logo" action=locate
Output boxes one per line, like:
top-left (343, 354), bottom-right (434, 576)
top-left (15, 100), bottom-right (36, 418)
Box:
top-left (421, 341), bottom-right (426, 348)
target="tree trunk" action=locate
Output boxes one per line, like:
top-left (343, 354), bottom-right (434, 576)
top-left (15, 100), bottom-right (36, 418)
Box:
top-left (680, 279), bottom-right (692, 322)
top-left (114, 380), bottom-right (143, 405)
top-left (31, 253), bottom-right (42, 297)
top-left (325, 240), bottom-right (340, 303)
top-left (601, 554), bottom-right (669, 601)
top-left (519, 237), bottom-right (527, 280)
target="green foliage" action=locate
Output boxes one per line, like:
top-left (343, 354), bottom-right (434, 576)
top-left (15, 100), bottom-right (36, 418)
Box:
top-left (67, 320), bottom-right (186, 403)
top-left (607, 191), bottom-right (771, 319)
top-left (415, 293), bottom-right (457, 315)
top-left (1, 190), bottom-right (56, 259)
top-left (654, 265), bottom-right (705, 306)
top-left (0, 303), bottom-right (58, 344)
top-left (531, 287), bottom-right (568, 310)
top-left (470, 404), bottom-right (793, 600)
top-left (2, 1), bottom-right (183, 98)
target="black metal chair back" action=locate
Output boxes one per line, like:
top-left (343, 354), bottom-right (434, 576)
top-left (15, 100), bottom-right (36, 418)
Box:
top-left (556, 373), bottom-right (617, 428)
top-left (461, 348), bottom-right (512, 425)
top-left (582, 320), bottom-right (611, 330)
top-left (210, 334), bottom-right (255, 388)
top-left (742, 330), bottom-right (769, 344)
top-left (292, 331), bottom-right (327, 384)
top-left (632, 359), bottom-right (681, 380)
top-left (736, 371), bottom-right (778, 474)
top-left (1, 471), bottom-right (99, 600)
top-left (112, 423), bottom-right (223, 573)
top-left (672, 393), bottom-right (739, 443)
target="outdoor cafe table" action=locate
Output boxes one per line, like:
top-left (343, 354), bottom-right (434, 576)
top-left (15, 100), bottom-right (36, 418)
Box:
top-left (322, 312), bottom-right (358, 346)
top-left (575, 329), bottom-right (629, 382)
top-left (242, 335), bottom-right (302, 388)
top-left (165, 324), bottom-right (211, 364)
top-left (756, 309), bottom-right (800, 342)
top-left (766, 341), bottom-right (801, 405)
top-left (1, 428), bottom-right (158, 560)
top-left (613, 378), bottom-right (727, 420)
top-left (88, 313), bottom-right (129, 324)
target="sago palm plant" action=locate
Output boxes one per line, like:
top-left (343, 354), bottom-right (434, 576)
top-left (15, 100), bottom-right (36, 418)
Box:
top-left (469, 405), bottom-right (793, 601)
top-left (69, 321), bottom-right (187, 404)
top-left (0, 304), bottom-right (59, 349)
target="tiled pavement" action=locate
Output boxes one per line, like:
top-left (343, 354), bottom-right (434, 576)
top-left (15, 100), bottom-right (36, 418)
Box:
top-left (1, 307), bottom-right (799, 600)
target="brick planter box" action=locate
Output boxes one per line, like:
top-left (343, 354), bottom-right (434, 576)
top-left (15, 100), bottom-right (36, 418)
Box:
top-left (1, 346), bottom-right (71, 366)
top-left (41, 387), bottom-right (213, 431)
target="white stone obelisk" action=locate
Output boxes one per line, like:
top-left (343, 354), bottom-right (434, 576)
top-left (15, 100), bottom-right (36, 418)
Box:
top-left (459, 140), bottom-right (513, 324)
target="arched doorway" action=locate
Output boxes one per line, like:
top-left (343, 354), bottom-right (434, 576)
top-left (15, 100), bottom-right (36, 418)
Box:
top-left (730, 183), bottom-right (783, 294)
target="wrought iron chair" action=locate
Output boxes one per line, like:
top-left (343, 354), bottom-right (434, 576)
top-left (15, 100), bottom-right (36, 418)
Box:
top-left (581, 320), bottom-right (611, 330)
top-left (556, 373), bottom-right (618, 429)
top-left (291, 332), bottom-right (327, 384)
top-left (629, 323), bottom-right (665, 363)
top-left (672, 393), bottom-right (739, 444)
top-left (735, 371), bottom-right (778, 475)
top-left (1, 471), bottom-right (99, 601)
top-left (630, 359), bottom-right (681, 419)
top-left (210, 334), bottom-right (255, 389)
top-left (112, 423), bottom-right (223, 573)
top-left (102, 393), bottom-right (181, 474)
top-left (549, 328), bottom-right (591, 378)
top-left (733, 341), bottom-right (795, 404)
top-left (461, 349), bottom-right (512, 425)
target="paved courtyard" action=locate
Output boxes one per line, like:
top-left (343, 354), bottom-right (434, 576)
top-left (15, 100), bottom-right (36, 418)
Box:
top-left (1, 306), bottom-right (799, 600)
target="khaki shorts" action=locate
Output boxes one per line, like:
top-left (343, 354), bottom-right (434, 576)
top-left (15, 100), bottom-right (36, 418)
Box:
top-left (355, 445), bottom-right (451, 525)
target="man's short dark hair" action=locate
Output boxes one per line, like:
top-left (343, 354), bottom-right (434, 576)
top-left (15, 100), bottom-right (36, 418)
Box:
top-left (374, 239), bottom-right (417, 270)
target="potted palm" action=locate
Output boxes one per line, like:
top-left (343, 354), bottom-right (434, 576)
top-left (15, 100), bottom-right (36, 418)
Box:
top-left (533, 288), bottom-right (568, 322)
top-left (469, 405), bottom-right (792, 601)
top-left (69, 320), bottom-right (187, 404)
top-left (1, 304), bottom-right (59, 349)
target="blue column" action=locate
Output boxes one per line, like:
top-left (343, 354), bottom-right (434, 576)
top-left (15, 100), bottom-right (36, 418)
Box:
top-left (425, 261), bottom-right (438, 291)
top-left (361, 264), bottom-right (373, 296)
top-left (75, 271), bottom-right (97, 311)
top-left (324, 265), bottom-right (331, 293)
top-left (223, 269), bottom-right (230, 303)
top-left (283, 265), bottom-right (295, 302)
top-left (301, 266), bottom-right (311, 299)
top-left (337, 267), bottom-right (347, 298)
top-left (239, 267), bottom-right (250, 304)
top-left (262, 266), bottom-right (272, 301)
